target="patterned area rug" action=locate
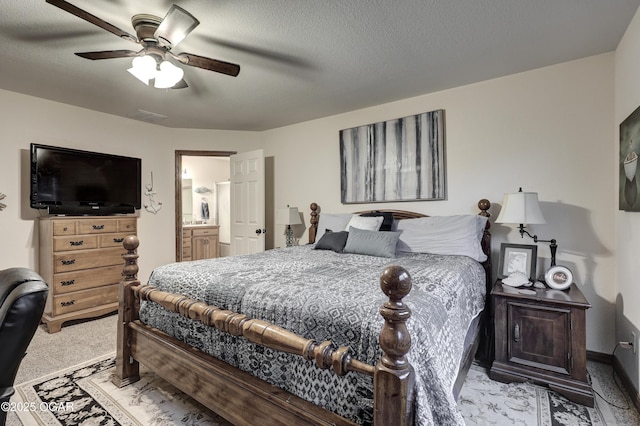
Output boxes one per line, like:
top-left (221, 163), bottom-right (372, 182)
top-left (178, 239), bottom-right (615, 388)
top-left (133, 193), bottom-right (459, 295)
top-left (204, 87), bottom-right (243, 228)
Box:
top-left (10, 354), bottom-right (638, 425)
top-left (459, 363), bottom-right (631, 425)
top-left (12, 354), bottom-right (229, 426)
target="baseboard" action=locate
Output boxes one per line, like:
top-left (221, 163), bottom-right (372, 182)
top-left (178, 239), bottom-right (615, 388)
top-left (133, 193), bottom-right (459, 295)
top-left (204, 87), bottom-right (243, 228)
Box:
top-left (588, 350), bottom-right (640, 414)
top-left (587, 350), bottom-right (612, 365)
top-left (613, 355), bottom-right (640, 414)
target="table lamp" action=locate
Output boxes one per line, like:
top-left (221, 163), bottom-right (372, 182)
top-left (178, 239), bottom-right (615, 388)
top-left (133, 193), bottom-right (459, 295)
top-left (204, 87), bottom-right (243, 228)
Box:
top-left (277, 206), bottom-right (302, 247)
top-left (496, 188), bottom-right (558, 266)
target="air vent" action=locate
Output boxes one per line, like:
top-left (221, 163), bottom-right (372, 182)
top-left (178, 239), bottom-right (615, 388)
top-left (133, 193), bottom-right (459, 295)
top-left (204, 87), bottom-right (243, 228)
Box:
top-left (128, 109), bottom-right (168, 124)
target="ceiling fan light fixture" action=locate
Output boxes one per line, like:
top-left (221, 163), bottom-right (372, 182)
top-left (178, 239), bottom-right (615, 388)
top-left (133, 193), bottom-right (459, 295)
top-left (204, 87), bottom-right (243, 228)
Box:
top-left (154, 60), bottom-right (184, 88)
top-left (127, 55), bottom-right (157, 85)
top-left (154, 4), bottom-right (200, 49)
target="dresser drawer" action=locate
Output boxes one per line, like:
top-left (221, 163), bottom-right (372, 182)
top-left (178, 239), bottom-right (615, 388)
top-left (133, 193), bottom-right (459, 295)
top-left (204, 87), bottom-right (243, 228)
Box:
top-left (192, 227), bottom-right (219, 237)
top-left (183, 238), bottom-right (192, 249)
top-left (118, 219), bottom-right (137, 233)
top-left (77, 220), bottom-right (118, 234)
top-left (53, 221), bottom-right (77, 236)
top-left (53, 235), bottom-right (98, 252)
top-left (100, 233), bottom-right (133, 248)
top-left (52, 284), bottom-right (119, 316)
top-left (53, 247), bottom-right (124, 273)
top-left (52, 265), bottom-right (122, 294)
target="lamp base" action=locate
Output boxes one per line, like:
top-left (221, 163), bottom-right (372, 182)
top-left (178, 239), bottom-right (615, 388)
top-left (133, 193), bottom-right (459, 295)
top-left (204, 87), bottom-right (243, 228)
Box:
top-left (285, 226), bottom-right (294, 247)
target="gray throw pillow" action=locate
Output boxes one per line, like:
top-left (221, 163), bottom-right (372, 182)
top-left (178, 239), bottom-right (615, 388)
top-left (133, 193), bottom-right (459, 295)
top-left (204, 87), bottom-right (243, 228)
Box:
top-left (314, 230), bottom-right (349, 252)
top-left (343, 227), bottom-right (400, 258)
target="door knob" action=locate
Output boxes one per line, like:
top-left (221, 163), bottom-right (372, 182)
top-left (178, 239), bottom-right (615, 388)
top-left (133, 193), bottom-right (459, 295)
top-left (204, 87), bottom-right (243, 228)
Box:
top-left (255, 228), bottom-right (267, 235)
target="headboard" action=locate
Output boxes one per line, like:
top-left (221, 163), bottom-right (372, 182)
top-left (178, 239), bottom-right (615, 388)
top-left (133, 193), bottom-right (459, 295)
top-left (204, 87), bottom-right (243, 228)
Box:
top-left (307, 199), bottom-right (492, 283)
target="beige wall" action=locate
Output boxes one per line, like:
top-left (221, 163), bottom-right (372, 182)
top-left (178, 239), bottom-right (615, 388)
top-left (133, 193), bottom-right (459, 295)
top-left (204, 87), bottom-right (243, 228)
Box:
top-left (0, 89), bottom-right (261, 281)
top-left (615, 7), bottom-right (640, 392)
top-left (0, 52), bottom-right (618, 357)
top-left (264, 53), bottom-right (616, 354)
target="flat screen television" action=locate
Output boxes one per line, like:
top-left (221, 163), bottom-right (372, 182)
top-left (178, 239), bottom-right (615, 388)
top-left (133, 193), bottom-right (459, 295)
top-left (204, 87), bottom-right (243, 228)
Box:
top-left (30, 143), bottom-right (142, 215)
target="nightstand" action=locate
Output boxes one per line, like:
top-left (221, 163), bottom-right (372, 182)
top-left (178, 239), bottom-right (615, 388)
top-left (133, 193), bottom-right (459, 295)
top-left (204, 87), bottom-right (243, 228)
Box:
top-left (489, 280), bottom-right (594, 407)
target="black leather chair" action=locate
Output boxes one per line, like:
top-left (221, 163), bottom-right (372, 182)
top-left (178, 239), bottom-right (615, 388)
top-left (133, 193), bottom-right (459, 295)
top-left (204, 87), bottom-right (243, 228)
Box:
top-left (0, 268), bottom-right (48, 426)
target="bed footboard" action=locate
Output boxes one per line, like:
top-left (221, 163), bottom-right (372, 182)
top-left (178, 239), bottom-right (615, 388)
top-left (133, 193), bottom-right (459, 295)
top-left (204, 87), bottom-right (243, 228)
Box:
top-left (113, 235), bottom-right (141, 388)
top-left (113, 236), bottom-right (415, 426)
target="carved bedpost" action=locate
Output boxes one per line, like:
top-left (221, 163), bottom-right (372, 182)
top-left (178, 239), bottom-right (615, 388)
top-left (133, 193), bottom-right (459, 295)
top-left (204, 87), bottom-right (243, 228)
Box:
top-left (374, 266), bottom-right (415, 426)
top-left (309, 202), bottom-right (319, 244)
top-left (113, 235), bottom-right (141, 387)
top-left (478, 198), bottom-right (492, 283)
top-left (476, 198), bottom-right (494, 366)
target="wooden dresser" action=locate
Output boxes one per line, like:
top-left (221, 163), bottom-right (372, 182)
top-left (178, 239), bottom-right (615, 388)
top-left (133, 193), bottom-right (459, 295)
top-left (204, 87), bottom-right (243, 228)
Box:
top-left (182, 224), bottom-right (219, 261)
top-left (38, 215), bottom-right (137, 333)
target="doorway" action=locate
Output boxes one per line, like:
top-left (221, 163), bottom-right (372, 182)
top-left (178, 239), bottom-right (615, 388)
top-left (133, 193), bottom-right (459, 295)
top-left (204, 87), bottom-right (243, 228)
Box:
top-left (175, 150), bottom-right (236, 262)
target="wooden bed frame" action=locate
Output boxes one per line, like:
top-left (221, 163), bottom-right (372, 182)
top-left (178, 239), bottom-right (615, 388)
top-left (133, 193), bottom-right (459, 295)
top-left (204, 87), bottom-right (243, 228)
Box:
top-left (113, 200), bottom-right (492, 426)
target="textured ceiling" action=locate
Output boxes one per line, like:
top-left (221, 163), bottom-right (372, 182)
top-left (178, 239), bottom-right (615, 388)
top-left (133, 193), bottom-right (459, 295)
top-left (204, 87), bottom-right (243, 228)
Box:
top-left (1, 0), bottom-right (638, 131)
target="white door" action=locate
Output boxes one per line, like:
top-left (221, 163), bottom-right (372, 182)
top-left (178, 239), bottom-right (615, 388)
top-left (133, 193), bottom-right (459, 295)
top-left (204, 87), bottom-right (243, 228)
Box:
top-left (230, 149), bottom-right (265, 255)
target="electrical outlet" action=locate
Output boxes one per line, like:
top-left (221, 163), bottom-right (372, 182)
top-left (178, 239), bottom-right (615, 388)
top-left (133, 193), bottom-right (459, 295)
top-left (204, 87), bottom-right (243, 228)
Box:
top-left (632, 332), bottom-right (637, 354)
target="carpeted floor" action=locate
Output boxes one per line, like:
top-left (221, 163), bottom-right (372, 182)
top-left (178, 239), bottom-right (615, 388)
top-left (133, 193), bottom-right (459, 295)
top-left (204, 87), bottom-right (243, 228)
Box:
top-left (6, 314), bottom-right (640, 425)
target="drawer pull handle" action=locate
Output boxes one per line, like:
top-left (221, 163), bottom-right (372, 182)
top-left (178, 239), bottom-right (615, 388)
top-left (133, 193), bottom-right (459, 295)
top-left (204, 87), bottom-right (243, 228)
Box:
top-left (61, 300), bottom-right (75, 307)
top-left (60, 280), bottom-right (75, 286)
top-left (69, 240), bottom-right (84, 247)
top-left (92, 225), bottom-right (105, 230)
top-left (113, 238), bottom-right (124, 243)
top-left (514, 323), bottom-right (520, 342)
top-left (61, 259), bottom-right (76, 266)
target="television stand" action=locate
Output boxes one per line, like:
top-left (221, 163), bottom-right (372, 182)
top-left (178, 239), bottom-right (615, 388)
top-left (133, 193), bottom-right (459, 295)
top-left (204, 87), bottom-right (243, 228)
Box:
top-left (38, 215), bottom-right (137, 332)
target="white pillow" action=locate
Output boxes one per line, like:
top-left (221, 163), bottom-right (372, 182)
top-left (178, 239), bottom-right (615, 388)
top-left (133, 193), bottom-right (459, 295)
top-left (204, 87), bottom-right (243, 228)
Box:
top-left (315, 213), bottom-right (353, 242)
top-left (344, 215), bottom-right (384, 232)
top-left (395, 215), bottom-right (488, 262)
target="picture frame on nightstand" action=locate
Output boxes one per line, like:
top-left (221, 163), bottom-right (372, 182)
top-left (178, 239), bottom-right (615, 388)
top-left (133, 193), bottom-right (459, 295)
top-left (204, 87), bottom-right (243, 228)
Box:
top-left (498, 243), bottom-right (537, 281)
top-left (545, 265), bottom-right (574, 290)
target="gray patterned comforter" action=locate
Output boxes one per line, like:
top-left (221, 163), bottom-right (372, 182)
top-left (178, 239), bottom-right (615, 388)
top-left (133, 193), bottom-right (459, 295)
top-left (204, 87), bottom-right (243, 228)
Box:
top-left (139, 245), bottom-right (486, 425)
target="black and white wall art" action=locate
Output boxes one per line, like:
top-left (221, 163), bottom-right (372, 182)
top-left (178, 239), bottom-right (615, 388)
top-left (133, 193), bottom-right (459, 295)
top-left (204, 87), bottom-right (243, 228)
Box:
top-left (339, 109), bottom-right (446, 204)
top-left (620, 104), bottom-right (640, 211)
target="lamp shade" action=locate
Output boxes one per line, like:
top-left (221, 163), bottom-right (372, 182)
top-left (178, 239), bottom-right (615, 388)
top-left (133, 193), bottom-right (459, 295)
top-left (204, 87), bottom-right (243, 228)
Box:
top-left (154, 4), bottom-right (200, 48)
top-left (127, 55), bottom-right (157, 85)
top-left (277, 207), bottom-right (302, 226)
top-left (496, 191), bottom-right (546, 225)
top-left (154, 60), bottom-right (184, 88)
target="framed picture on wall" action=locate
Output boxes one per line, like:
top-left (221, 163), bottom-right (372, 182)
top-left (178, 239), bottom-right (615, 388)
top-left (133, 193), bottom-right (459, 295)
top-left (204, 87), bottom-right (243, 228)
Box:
top-left (498, 243), bottom-right (537, 281)
top-left (339, 109), bottom-right (446, 204)
top-left (620, 104), bottom-right (640, 211)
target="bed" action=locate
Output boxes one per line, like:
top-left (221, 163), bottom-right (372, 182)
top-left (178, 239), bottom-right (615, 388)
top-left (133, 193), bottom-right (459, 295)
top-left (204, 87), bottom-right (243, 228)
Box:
top-left (113, 200), bottom-right (493, 426)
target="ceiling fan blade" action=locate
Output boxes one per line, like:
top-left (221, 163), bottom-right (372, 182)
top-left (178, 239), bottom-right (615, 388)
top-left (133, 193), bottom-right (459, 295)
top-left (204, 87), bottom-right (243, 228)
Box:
top-left (75, 50), bottom-right (139, 60)
top-left (154, 5), bottom-right (199, 49)
top-left (174, 52), bottom-right (240, 77)
top-left (172, 79), bottom-right (189, 89)
top-left (46, 0), bottom-right (137, 43)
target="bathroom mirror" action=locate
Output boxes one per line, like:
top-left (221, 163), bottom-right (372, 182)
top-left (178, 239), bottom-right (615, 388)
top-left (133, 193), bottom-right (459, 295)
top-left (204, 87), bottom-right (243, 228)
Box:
top-left (182, 178), bottom-right (193, 224)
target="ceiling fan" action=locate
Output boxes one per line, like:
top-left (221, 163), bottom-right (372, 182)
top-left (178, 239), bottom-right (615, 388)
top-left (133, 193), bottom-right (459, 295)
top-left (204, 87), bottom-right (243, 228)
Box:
top-left (45, 0), bottom-right (240, 89)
